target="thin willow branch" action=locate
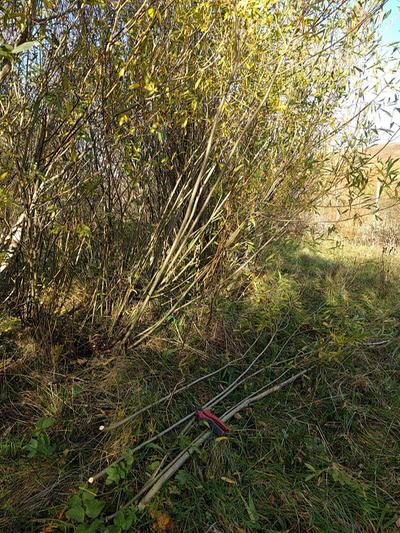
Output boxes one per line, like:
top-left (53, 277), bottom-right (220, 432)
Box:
top-left (135, 368), bottom-right (309, 509)
top-left (100, 332), bottom-right (263, 432)
top-left (89, 328), bottom-right (279, 483)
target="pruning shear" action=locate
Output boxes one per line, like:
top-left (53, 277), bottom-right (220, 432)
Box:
top-left (195, 407), bottom-right (230, 436)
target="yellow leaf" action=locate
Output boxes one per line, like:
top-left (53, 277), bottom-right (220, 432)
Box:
top-left (221, 476), bottom-right (237, 485)
top-left (147, 7), bottom-right (155, 18)
top-left (118, 66), bottom-right (125, 78)
top-left (145, 81), bottom-right (157, 94)
top-left (119, 114), bottom-right (128, 126)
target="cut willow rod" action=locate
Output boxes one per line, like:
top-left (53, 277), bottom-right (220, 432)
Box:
top-left (131, 365), bottom-right (297, 503)
top-left (137, 350), bottom-right (306, 487)
top-left (135, 368), bottom-right (309, 509)
top-left (104, 366), bottom-right (308, 522)
top-left (99, 332), bottom-right (263, 432)
top-left (90, 356), bottom-right (269, 484)
top-left (89, 330), bottom-right (278, 483)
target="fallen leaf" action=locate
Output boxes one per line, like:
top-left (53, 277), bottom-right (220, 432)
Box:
top-left (221, 476), bottom-right (237, 485)
top-left (268, 494), bottom-right (276, 505)
top-left (396, 516), bottom-right (400, 529)
top-left (150, 510), bottom-right (174, 533)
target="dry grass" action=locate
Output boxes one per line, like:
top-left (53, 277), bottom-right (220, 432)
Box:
top-left (366, 142), bottom-right (400, 160)
top-left (1, 239), bottom-right (400, 531)
top-left (312, 142), bottom-right (400, 247)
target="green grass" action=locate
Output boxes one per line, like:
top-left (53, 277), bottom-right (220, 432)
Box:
top-left (1, 240), bottom-right (400, 532)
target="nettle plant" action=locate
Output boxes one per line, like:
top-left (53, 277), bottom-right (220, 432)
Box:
top-left (62, 450), bottom-right (136, 531)
top-left (66, 487), bottom-right (138, 533)
top-left (25, 417), bottom-right (56, 458)
top-left (105, 449), bottom-right (134, 485)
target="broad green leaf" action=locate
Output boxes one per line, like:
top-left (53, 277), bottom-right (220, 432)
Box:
top-left (66, 503), bottom-right (85, 523)
top-left (26, 438), bottom-right (38, 457)
top-left (36, 417), bottom-right (55, 431)
top-left (82, 492), bottom-right (105, 519)
top-left (113, 509), bottom-right (135, 530)
top-left (75, 520), bottom-right (105, 533)
top-left (84, 498), bottom-right (105, 519)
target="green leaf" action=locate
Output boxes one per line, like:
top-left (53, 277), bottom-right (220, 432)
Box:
top-left (36, 417), bottom-right (55, 431)
top-left (105, 526), bottom-right (121, 533)
top-left (145, 442), bottom-right (164, 453)
top-left (66, 503), bottom-right (85, 523)
top-left (75, 525), bottom-right (91, 533)
top-left (35, 434), bottom-right (55, 457)
top-left (175, 469), bottom-right (191, 486)
top-left (81, 490), bottom-right (95, 503)
top-left (113, 509), bottom-right (135, 530)
top-left (146, 460), bottom-right (160, 473)
top-left (69, 494), bottom-right (82, 507)
top-left (26, 438), bottom-right (39, 457)
top-left (72, 384), bottom-right (83, 396)
top-left (12, 41), bottom-right (39, 54)
top-left (122, 448), bottom-right (134, 467)
top-left (83, 495), bottom-right (105, 519)
top-left (90, 519), bottom-right (105, 533)
top-left (76, 520), bottom-right (104, 533)
top-left (113, 511), bottom-right (126, 528)
top-left (105, 464), bottom-right (121, 485)
top-left (76, 223), bottom-right (90, 239)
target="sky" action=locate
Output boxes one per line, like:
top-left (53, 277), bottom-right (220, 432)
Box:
top-left (373, 0), bottom-right (400, 142)
top-left (380, 0), bottom-right (400, 46)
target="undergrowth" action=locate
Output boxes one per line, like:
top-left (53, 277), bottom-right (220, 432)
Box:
top-left (1, 240), bottom-right (399, 532)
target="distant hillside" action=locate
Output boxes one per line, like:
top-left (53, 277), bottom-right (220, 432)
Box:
top-left (312, 142), bottom-right (400, 246)
top-left (367, 142), bottom-right (400, 160)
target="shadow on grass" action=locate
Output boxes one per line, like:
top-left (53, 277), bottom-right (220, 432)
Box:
top-left (172, 241), bottom-right (400, 532)
top-left (0, 241), bottom-right (399, 532)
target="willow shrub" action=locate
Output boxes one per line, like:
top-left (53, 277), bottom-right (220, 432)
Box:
top-left (0, 0), bottom-right (397, 345)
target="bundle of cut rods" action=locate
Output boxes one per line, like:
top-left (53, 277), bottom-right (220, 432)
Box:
top-left (88, 325), bottom-right (310, 511)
